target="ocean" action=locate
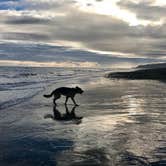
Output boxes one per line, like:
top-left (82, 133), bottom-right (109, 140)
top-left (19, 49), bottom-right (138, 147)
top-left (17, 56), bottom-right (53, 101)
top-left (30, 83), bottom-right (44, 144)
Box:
top-left (0, 66), bottom-right (165, 166)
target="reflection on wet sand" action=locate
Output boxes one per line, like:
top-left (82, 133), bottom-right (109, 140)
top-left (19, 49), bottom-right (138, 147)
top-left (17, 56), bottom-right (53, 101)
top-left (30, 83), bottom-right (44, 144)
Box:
top-left (55, 79), bottom-right (166, 166)
top-left (44, 104), bottom-right (83, 124)
top-left (1, 67), bottom-right (166, 166)
top-left (56, 148), bottom-right (155, 166)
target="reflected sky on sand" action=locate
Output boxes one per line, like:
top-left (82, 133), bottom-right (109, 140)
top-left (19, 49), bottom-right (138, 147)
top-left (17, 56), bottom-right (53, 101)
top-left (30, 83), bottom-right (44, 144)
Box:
top-left (0, 67), bottom-right (165, 165)
top-left (55, 79), bottom-right (166, 166)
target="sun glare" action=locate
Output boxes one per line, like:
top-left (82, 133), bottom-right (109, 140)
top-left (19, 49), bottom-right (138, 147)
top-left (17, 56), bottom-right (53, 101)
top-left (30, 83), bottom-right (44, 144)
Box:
top-left (75, 0), bottom-right (163, 26)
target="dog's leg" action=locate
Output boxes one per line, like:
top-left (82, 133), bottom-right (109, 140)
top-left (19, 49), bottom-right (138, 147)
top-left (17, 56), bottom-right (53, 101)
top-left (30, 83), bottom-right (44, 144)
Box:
top-left (53, 98), bottom-right (57, 105)
top-left (71, 97), bottom-right (79, 106)
top-left (65, 97), bottom-right (69, 105)
top-left (53, 94), bottom-right (61, 105)
top-left (65, 104), bottom-right (69, 114)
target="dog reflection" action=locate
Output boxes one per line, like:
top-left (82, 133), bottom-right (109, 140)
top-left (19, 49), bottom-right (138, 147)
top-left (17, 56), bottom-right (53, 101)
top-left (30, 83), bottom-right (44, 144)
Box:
top-left (44, 104), bottom-right (83, 124)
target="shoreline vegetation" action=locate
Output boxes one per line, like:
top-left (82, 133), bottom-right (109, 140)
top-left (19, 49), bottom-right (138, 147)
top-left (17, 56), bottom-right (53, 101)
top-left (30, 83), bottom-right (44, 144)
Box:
top-left (106, 63), bottom-right (166, 80)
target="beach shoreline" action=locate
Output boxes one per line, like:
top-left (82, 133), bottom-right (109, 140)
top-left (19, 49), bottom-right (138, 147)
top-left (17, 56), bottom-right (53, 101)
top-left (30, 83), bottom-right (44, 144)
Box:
top-left (0, 67), bottom-right (165, 165)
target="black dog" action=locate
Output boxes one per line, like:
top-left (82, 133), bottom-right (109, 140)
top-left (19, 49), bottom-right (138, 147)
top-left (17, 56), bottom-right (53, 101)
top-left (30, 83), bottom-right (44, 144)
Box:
top-left (43, 86), bottom-right (84, 106)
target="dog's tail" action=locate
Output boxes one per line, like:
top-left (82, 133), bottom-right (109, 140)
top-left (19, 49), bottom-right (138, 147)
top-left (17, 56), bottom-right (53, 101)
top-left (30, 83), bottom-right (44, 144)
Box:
top-left (43, 91), bottom-right (54, 98)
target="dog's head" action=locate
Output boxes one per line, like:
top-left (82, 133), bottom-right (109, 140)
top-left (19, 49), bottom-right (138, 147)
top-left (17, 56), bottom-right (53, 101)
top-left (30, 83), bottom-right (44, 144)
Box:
top-left (75, 86), bottom-right (84, 94)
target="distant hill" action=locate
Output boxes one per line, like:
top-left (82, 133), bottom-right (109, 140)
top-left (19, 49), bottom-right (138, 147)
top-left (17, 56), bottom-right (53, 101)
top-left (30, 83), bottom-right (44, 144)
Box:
top-left (107, 63), bottom-right (166, 80)
top-left (136, 63), bottom-right (166, 69)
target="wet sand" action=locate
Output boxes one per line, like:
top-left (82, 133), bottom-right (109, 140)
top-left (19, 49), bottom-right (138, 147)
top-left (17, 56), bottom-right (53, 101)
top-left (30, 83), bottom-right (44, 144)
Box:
top-left (0, 69), bottom-right (166, 166)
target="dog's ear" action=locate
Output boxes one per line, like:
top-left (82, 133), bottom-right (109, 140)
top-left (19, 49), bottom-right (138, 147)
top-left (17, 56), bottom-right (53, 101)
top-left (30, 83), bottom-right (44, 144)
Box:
top-left (75, 86), bottom-right (79, 89)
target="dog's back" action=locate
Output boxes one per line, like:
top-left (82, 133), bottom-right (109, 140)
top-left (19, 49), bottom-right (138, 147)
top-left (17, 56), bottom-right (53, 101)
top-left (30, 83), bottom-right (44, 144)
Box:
top-left (56, 87), bottom-right (76, 96)
top-left (43, 87), bottom-right (77, 98)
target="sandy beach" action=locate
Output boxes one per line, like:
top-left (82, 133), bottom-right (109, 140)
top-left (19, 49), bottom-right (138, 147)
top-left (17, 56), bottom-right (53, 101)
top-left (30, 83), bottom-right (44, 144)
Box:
top-left (0, 67), bottom-right (165, 166)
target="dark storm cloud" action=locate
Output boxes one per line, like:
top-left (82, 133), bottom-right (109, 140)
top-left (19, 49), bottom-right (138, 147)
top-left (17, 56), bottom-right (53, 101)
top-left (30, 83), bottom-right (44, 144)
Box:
top-left (5, 16), bottom-right (50, 25)
top-left (2, 32), bottom-right (50, 41)
top-left (117, 0), bottom-right (166, 21)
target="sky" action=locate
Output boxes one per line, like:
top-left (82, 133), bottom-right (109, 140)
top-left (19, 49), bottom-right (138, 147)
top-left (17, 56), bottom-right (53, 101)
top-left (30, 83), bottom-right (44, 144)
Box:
top-left (0, 0), bottom-right (166, 68)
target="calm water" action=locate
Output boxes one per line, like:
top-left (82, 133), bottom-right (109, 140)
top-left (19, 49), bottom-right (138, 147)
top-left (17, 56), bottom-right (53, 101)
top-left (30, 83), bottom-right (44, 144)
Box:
top-left (0, 67), bottom-right (165, 166)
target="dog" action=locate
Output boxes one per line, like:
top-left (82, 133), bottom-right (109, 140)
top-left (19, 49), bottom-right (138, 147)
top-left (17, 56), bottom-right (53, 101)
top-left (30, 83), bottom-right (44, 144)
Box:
top-left (43, 86), bottom-right (84, 106)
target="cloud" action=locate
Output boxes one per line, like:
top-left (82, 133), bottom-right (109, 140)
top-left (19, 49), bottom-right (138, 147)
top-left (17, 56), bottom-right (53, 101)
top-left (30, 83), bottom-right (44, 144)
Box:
top-left (45, 9), bottom-right (166, 59)
top-left (3, 9), bottom-right (165, 57)
top-left (0, 42), bottom-right (162, 68)
top-left (117, 0), bottom-right (166, 21)
top-left (1, 32), bottom-right (50, 41)
top-left (5, 16), bottom-right (50, 24)
top-left (0, 0), bottom-right (165, 67)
